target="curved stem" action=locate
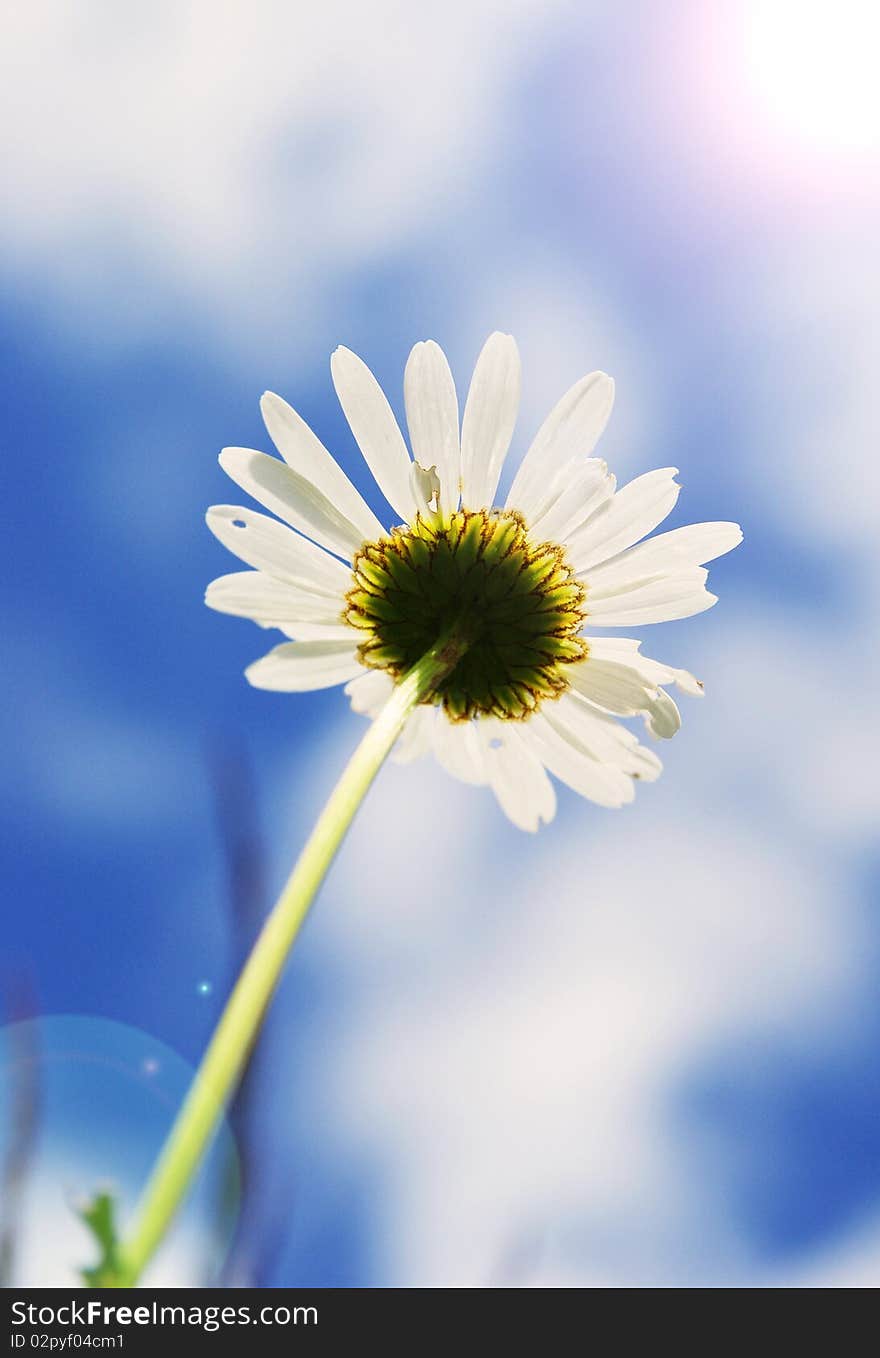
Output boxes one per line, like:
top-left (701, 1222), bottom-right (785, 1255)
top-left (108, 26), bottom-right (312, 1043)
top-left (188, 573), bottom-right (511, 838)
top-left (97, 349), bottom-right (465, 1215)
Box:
top-left (113, 635), bottom-right (465, 1287)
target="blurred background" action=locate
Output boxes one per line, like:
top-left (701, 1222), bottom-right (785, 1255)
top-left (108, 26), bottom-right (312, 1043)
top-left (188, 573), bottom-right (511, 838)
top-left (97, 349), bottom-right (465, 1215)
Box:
top-left (1, 0), bottom-right (878, 1287)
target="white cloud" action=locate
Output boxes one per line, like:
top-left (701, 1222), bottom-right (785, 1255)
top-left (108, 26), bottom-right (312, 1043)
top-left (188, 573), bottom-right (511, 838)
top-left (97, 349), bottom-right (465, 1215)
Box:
top-left (728, 234), bottom-right (880, 564)
top-left (269, 686), bottom-right (869, 1286)
top-left (772, 1213), bottom-right (880, 1289)
top-left (0, 0), bottom-right (576, 354)
top-left (677, 608), bottom-right (880, 850)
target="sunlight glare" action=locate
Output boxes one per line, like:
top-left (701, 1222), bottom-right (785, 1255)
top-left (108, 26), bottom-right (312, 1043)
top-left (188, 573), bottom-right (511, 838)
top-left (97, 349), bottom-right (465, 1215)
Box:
top-left (746, 0), bottom-right (880, 153)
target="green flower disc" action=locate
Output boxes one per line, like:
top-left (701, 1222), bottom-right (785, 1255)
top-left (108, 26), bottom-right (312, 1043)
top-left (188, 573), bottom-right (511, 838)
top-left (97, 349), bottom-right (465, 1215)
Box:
top-left (345, 509), bottom-right (588, 721)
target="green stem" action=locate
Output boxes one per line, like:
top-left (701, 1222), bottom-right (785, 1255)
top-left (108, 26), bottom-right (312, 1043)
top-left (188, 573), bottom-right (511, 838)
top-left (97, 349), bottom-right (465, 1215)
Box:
top-left (112, 635), bottom-right (465, 1287)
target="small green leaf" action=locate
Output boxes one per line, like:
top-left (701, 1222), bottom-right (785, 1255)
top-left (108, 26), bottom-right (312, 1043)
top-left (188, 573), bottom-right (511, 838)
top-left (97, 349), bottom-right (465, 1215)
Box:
top-left (79, 1190), bottom-right (125, 1287)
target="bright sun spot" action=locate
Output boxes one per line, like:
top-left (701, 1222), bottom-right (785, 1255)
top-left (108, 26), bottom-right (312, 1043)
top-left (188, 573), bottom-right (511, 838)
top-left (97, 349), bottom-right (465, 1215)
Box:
top-left (745, 0), bottom-right (880, 153)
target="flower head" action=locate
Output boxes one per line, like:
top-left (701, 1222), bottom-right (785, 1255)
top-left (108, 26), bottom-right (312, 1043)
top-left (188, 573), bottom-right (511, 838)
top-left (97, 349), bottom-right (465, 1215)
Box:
top-left (206, 334), bottom-right (741, 830)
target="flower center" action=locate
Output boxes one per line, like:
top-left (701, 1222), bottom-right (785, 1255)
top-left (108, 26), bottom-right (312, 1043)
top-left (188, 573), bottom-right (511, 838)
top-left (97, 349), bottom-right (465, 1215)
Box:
top-left (344, 509), bottom-right (588, 721)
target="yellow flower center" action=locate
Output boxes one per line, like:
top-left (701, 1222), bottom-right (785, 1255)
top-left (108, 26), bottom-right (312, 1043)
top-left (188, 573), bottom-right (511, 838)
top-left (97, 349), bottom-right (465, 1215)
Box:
top-left (345, 509), bottom-right (588, 721)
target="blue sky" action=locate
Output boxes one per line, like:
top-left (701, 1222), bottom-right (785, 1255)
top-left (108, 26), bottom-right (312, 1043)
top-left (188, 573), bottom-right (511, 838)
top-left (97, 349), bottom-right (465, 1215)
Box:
top-left (2, 1), bottom-right (879, 1286)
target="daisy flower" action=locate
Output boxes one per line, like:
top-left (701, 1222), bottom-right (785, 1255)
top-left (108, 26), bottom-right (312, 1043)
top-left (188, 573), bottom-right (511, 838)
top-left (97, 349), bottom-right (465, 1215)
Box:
top-left (105, 336), bottom-right (740, 1287)
top-left (206, 334), bottom-right (741, 830)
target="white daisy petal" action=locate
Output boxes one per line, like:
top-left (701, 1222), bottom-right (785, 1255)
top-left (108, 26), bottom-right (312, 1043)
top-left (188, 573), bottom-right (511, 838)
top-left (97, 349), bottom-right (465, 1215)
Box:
top-left (506, 371), bottom-right (615, 520)
top-left (280, 620), bottom-right (360, 643)
top-left (568, 656), bottom-right (664, 719)
top-left (585, 521), bottom-right (743, 591)
top-left (460, 332), bottom-right (521, 509)
top-left (206, 505), bottom-right (351, 595)
top-left (404, 340), bottom-right (461, 517)
top-left (584, 569), bottom-right (718, 625)
top-left (567, 468), bottom-right (681, 574)
top-left (569, 655), bottom-right (683, 739)
top-left (205, 571), bottom-right (345, 626)
top-left (670, 668), bottom-right (704, 697)
top-left (480, 723), bottom-right (556, 831)
top-left (392, 707), bottom-right (436, 764)
top-left (584, 637), bottom-right (704, 699)
top-left (546, 693), bottom-right (663, 780)
top-left (527, 458), bottom-right (616, 545)
top-left (344, 668), bottom-right (394, 717)
top-left (525, 712), bottom-right (636, 808)
top-left (409, 461), bottom-right (441, 515)
top-left (260, 391), bottom-right (384, 543)
top-left (245, 640), bottom-right (363, 692)
top-left (642, 688), bottom-right (682, 739)
top-left (218, 448), bottom-right (367, 561)
top-left (331, 345), bottom-right (418, 525)
top-left (433, 718), bottom-right (488, 786)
